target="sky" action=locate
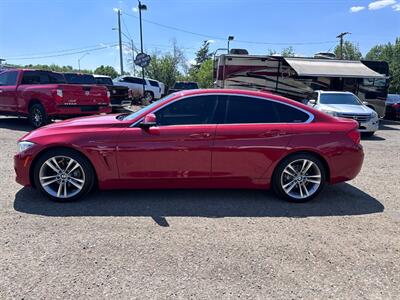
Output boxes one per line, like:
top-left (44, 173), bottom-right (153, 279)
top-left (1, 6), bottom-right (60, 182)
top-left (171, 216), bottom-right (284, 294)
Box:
top-left (0, 0), bottom-right (399, 73)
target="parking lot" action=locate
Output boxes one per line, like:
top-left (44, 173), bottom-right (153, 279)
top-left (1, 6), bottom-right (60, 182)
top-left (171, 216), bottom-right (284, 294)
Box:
top-left (0, 116), bottom-right (399, 299)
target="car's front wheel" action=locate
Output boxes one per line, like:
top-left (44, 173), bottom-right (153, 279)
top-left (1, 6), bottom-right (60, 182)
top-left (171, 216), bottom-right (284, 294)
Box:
top-left (33, 149), bottom-right (95, 201)
top-left (272, 153), bottom-right (326, 203)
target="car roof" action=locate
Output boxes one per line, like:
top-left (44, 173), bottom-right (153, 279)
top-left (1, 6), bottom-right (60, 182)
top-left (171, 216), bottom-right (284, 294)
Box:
top-left (316, 90), bottom-right (354, 95)
top-left (93, 74), bottom-right (111, 78)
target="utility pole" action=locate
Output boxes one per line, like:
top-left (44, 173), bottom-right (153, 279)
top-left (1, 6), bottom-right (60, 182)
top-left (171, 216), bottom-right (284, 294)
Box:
top-left (117, 9), bottom-right (124, 75)
top-left (336, 32), bottom-right (351, 60)
top-left (138, 0), bottom-right (147, 101)
top-left (131, 40), bottom-right (136, 76)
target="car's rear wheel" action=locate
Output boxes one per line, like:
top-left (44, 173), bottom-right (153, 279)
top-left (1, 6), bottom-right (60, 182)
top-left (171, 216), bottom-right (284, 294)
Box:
top-left (29, 103), bottom-right (48, 128)
top-left (33, 149), bottom-right (95, 202)
top-left (272, 153), bottom-right (326, 203)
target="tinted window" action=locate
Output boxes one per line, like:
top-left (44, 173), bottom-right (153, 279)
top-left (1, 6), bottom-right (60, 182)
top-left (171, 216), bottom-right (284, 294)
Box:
top-left (0, 71), bottom-right (18, 86)
top-left (123, 77), bottom-right (144, 84)
top-left (64, 73), bottom-right (95, 84)
top-left (95, 77), bottom-right (113, 85)
top-left (274, 102), bottom-right (310, 123)
top-left (149, 80), bottom-right (159, 87)
top-left (48, 72), bottom-right (66, 84)
top-left (21, 71), bottom-right (42, 84)
top-left (173, 82), bottom-right (199, 89)
top-left (225, 96), bottom-right (279, 124)
top-left (155, 95), bottom-right (218, 126)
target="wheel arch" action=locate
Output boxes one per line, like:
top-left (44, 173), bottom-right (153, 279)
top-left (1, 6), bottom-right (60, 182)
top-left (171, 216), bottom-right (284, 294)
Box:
top-left (29, 146), bottom-right (99, 188)
top-left (28, 98), bottom-right (43, 109)
top-left (271, 150), bottom-right (331, 183)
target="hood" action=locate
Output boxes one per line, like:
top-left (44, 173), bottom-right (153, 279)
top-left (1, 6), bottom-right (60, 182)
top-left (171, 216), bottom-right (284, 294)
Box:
top-left (318, 104), bottom-right (373, 114)
top-left (20, 114), bottom-right (128, 142)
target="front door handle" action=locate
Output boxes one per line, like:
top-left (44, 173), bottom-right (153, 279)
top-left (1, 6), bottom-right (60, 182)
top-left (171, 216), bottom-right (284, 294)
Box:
top-left (189, 133), bottom-right (211, 139)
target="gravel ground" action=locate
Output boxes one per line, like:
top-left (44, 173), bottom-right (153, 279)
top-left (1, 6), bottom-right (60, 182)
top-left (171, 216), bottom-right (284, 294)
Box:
top-left (0, 116), bottom-right (399, 299)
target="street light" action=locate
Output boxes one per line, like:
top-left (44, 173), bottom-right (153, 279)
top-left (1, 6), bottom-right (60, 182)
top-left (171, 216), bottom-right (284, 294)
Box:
top-left (78, 52), bottom-right (90, 71)
top-left (227, 36), bottom-right (234, 54)
top-left (138, 0), bottom-right (147, 102)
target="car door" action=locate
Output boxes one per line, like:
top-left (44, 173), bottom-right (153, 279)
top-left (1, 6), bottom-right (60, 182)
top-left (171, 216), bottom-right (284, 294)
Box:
top-left (117, 94), bottom-right (219, 181)
top-left (0, 71), bottom-right (19, 112)
top-left (212, 95), bottom-right (309, 181)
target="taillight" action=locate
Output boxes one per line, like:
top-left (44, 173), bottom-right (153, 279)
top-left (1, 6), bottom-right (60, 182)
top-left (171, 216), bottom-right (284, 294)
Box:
top-left (107, 91), bottom-right (110, 98)
top-left (393, 103), bottom-right (400, 109)
top-left (56, 89), bottom-right (63, 98)
top-left (347, 130), bottom-right (361, 145)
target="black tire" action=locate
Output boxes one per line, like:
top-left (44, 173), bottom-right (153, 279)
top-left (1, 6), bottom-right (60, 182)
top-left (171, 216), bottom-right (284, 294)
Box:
top-left (272, 153), bottom-right (326, 203)
top-left (33, 148), bottom-right (95, 202)
top-left (28, 103), bottom-right (48, 128)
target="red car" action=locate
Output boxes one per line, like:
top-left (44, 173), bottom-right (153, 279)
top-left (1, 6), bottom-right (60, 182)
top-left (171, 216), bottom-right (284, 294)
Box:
top-left (14, 89), bottom-right (364, 202)
top-left (0, 69), bottom-right (111, 128)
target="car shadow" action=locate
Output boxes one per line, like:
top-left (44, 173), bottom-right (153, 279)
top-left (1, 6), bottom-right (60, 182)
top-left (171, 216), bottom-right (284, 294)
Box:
top-left (14, 183), bottom-right (384, 220)
top-left (0, 117), bottom-right (32, 132)
top-left (361, 134), bottom-right (385, 141)
top-left (380, 119), bottom-right (400, 130)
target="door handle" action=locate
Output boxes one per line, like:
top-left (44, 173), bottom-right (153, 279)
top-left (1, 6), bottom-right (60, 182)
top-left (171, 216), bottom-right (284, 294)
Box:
top-left (262, 130), bottom-right (287, 137)
top-left (189, 133), bottom-right (211, 139)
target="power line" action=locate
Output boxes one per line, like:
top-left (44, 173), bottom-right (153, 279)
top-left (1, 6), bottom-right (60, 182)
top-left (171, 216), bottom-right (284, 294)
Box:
top-left (4, 44), bottom-right (119, 60)
top-left (4, 42), bottom-right (117, 59)
top-left (123, 12), bottom-right (337, 46)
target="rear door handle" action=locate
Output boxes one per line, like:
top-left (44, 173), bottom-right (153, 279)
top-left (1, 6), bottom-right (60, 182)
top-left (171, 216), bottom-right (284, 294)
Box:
top-left (189, 133), bottom-right (211, 139)
top-left (262, 130), bottom-right (287, 137)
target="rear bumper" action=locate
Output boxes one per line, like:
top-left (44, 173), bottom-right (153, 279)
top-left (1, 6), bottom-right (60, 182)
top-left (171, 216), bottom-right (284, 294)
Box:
top-left (110, 100), bottom-right (132, 107)
top-left (329, 144), bottom-right (364, 184)
top-left (50, 105), bottom-right (112, 116)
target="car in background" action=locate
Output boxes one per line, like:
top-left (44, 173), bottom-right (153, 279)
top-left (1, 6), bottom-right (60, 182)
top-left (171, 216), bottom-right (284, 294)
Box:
top-left (385, 94), bottom-right (400, 120)
top-left (0, 69), bottom-right (111, 128)
top-left (92, 75), bottom-right (131, 111)
top-left (308, 91), bottom-right (379, 136)
top-left (113, 76), bottom-right (163, 102)
top-left (15, 89), bottom-right (364, 203)
top-left (168, 81), bottom-right (199, 94)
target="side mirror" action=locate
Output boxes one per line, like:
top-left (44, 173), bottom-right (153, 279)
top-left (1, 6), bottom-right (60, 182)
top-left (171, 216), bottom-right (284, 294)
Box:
top-left (309, 99), bottom-right (316, 106)
top-left (139, 113), bottom-right (157, 128)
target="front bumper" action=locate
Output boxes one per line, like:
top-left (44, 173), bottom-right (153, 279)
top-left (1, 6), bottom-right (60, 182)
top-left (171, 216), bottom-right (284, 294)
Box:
top-left (14, 152), bottom-right (33, 187)
top-left (358, 118), bottom-right (379, 133)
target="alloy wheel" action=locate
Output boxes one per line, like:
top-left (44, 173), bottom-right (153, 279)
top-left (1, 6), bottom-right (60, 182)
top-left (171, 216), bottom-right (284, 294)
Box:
top-left (32, 108), bottom-right (43, 127)
top-left (280, 159), bottom-right (322, 200)
top-left (39, 156), bottom-right (86, 199)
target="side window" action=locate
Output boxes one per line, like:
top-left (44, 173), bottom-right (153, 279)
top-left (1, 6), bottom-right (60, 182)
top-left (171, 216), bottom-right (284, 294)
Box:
top-left (132, 77), bottom-right (145, 84)
top-left (21, 71), bottom-right (41, 85)
top-left (274, 102), bottom-right (310, 123)
top-left (225, 96), bottom-right (279, 124)
top-left (155, 95), bottom-right (218, 126)
top-left (149, 80), bottom-right (159, 87)
top-left (48, 72), bottom-right (66, 84)
top-left (0, 71), bottom-right (18, 86)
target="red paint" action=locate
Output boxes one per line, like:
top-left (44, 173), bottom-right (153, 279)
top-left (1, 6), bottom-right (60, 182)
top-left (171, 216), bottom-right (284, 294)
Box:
top-left (0, 69), bottom-right (111, 118)
top-left (14, 89), bottom-right (364, 191)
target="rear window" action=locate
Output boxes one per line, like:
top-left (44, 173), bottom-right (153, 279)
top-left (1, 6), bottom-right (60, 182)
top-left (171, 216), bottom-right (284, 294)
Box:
top-left (148, 80), bottom-right (159, 87)
top-left (64, 73), bottom-right (96, 84)
top-left (94, 77), bottom-right (113, 85)
top-left (173, 82), bottom-right (199, 90)
top-left (21, 70), bottom-right (66, 85)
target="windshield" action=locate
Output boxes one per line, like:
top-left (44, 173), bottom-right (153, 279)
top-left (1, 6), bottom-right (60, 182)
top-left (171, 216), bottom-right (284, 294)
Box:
top-left (174, 82), bottom-right (198, 89)
top-left (123, 94), bottom-right (175, 121)
top-left (320, 93), bottom-right (362, 105)
top-left (64, 73), bottom-right (96, 84)
top-left (94, 77), bottom-right (113, 85)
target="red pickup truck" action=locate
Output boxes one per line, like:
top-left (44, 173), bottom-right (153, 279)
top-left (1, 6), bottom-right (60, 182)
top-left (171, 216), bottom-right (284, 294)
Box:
top-left (0, 69), bottom-right (111, 127)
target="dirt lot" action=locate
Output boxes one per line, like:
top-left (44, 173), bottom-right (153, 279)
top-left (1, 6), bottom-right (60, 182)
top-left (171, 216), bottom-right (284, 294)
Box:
top-left (0, 116), bottom-right (399, 299)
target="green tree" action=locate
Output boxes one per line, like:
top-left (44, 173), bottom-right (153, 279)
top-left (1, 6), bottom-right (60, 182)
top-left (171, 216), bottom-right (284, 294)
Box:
top-left (281, 46), bottom-right (295, 57)
top-left (145, 53), bottom-right (183, 89)
top-left (192, 40), bottom-right (212, 71)
top-left (366, 38), bottom-right (400, 93)
top-left (334, 41), bottom-right (362, 60)
top-left (94, 65), bottom-right (118, 78)
top-left (189, 59), bottom-right (213, 88)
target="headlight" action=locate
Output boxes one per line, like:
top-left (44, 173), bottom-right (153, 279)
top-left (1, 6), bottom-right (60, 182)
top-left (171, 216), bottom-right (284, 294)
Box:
top-left (18, 141), bottom-right (35, 153)
top-left (371, 110), bottom-right (378, 119)
top-left (322, 110), bottom-right (339, 117)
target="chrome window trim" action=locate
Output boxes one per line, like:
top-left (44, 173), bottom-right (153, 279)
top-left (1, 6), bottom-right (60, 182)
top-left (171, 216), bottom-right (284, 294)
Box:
top-left (130, 93), bottom-right (314, 127)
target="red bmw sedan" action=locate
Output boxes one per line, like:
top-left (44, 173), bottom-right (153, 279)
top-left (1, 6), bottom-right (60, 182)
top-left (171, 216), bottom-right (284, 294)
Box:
top-left (14, 89), bottom-right (364, 203)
